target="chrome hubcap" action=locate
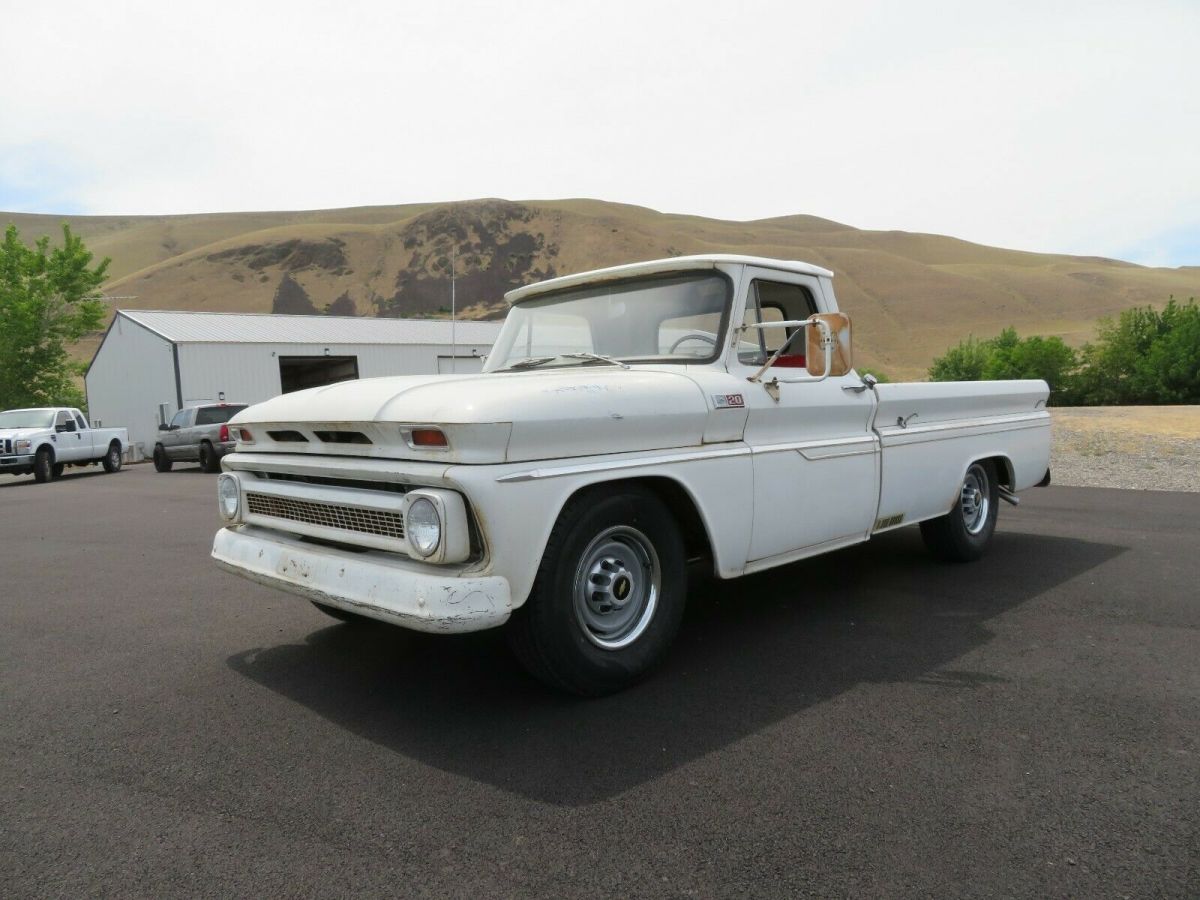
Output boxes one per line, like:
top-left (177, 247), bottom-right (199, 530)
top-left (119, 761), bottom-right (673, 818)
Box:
top-left (960, 463), bottom-right (990, 535)
top-left (573, 525), bottom-right (660, 650)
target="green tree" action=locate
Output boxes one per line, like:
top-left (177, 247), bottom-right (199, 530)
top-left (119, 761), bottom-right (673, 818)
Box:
top-left (0, 224), bottom-right (109, 409)
top-left (1070, 298), bottom-right (1200, 405)
top-left (927, 335), bottom-right (991, 382)
top-left (982, 328), bottom-right (1078, 394)
top-left (929, 328), bottom-right (1078, 403)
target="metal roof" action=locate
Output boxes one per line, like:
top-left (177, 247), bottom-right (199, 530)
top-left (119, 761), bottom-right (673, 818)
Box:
top-left (117, 309), bottom-right (504, 345)
top-left (505, 255), bottom-right (835, 304)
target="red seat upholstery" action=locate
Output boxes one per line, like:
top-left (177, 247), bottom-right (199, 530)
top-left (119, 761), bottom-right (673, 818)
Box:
top-left (772, 354), bottom-right (807, 368)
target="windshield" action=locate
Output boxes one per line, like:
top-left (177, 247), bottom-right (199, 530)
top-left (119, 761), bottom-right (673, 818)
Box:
top-left (0, 409), bottom-right (55, 429)
top-left (484, 272), bottom-right (731, 372)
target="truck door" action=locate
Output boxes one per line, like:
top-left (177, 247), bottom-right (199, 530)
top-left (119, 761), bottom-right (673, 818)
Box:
top-left (53, 410), bottom-right (87, 462)
top-left (163, 408), bottom-right (192, 460)
top-left (730, 268), bottom-right (879, 564)
top-left (72, 410), bottom-right (95, 458)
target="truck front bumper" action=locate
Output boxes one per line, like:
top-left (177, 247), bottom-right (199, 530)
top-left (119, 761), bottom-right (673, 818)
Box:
top-left (0, 454), bottom-right (34, 470)
top-left (212, 525), bottom-right (512, 633)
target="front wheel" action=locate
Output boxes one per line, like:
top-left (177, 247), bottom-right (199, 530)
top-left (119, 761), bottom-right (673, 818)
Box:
top-left (507, 486), bottom-right (687, 696)
top-left (52, 463), bottom-right (65, 478)
top-left (102, 442), bottom-right (122, 473)
top-left (920, 460), bottom-right (999, 562)
top-left (153, 445), bottom-right (173, 473)
top-left (34, 449), bottom-right (56, 483)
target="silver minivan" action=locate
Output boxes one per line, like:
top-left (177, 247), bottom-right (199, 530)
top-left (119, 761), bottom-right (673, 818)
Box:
top-left (153, 403), bottom-right (248, 473)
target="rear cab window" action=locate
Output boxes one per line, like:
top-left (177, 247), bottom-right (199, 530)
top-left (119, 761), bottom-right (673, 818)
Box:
top-left (195, 405), bottom-right (248, 426)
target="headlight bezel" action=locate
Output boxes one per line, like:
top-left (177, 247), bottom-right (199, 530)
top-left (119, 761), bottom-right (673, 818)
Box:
top-left (403, 489), bottom-right (471, 564)
top-left (15, 438), bottom-right (32, 453)
top-left (217, 473), bottom-right (241, 521)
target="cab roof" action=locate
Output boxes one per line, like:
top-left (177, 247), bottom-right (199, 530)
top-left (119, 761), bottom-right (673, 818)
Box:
top-left (503, 254), bottom-right (834, 305)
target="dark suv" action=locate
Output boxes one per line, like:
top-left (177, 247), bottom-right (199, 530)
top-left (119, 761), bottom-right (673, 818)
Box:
top-left (153, 403), bottom-right (248, 473)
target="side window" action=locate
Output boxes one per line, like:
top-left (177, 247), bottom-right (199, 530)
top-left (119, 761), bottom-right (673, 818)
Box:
top-left (737, 280), bottom-right (816, 366)
top-left (170, 409), bottom-right (191, 429)
top-left (74, 413), bottom-right (87, 430)
top-left (56, 410), bottom-right (76, 432)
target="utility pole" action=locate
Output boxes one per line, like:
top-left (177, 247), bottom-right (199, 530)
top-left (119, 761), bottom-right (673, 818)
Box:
top-left (450, 245), bottom-right (456, 374)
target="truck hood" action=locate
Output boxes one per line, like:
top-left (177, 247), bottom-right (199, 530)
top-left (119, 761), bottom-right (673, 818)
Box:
top-left (234, 368), bottom-right (718, 463)
top-left (0, 427), bottom-right (46, 442)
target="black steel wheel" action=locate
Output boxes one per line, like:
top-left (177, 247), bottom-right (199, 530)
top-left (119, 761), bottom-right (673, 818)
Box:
top-left (920, 460), bottom-right (1000, 562)
top-left (33, 448), bottom-right (56, 483)
top-left (153, 444), bottom-right (173, 473)
top-left (508, 485), bottom-right (687, 696)
top-left (199, 441), bottom-right (220, 473)
top-left (102, 442), bottom-right (122, 473)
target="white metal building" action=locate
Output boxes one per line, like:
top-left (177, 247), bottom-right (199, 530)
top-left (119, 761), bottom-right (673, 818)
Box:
top-left (86, 310), bottom-right (503, 452)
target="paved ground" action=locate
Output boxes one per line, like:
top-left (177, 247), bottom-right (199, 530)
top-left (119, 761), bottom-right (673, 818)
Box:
top-left (1, 464), bottom-right (1197, 898)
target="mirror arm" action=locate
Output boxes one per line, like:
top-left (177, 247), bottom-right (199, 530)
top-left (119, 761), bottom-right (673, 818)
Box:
top-left (743, 317), bottom-right (832, 387)
top-left (741, 317), bottom-right (821, 383)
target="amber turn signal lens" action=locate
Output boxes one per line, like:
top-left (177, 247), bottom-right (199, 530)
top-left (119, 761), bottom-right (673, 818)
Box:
top-left (410, 428), bottom-right (447, 447)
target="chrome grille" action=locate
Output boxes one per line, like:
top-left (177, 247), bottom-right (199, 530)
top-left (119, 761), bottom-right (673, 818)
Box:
top-left (245, 492), bottom-right (405, 540)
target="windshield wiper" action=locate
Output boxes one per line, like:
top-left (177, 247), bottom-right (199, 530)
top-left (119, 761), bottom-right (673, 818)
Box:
top-left (562, 352), bottom-right (631, 370)
top-left (497, 356), bottom-right (558, 371)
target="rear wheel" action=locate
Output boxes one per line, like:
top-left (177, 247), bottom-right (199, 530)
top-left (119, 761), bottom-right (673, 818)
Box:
top-left (102, 442), bottom-right (122, 473)
top-left (153, 445), bottom-right (173, 473)
top-left (508, 486), bottom-right (687, 696)
top-left (920, 460), bottom-right (999, 562)
top-left (33, 448), bottom-right (55, 483)
top-left (199, 441), bottom-right (220, 473)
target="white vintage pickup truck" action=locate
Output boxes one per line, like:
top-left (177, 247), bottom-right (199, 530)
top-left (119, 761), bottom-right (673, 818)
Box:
top-left (212, 255), bottom-right (1051, 694)
top-left (0, 407), bottom-right (127, 483)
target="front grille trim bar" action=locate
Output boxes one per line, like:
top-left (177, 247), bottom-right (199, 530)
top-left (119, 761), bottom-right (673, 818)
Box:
top-left (245, 492), bottom-right (405, 541)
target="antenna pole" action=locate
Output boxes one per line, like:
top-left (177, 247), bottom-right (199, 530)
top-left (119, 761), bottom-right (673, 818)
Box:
top-left (450, 245), bottom-right (456, 374)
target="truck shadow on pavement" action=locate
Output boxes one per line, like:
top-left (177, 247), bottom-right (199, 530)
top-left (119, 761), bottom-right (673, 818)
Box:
top-left (227, 528), bottom-right (1123, 806)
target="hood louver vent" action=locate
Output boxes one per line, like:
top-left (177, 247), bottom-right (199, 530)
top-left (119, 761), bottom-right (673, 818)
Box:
top-left (313, 430), bottom-right (372, 445)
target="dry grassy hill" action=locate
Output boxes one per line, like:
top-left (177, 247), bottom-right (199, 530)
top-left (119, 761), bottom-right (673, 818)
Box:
top-left (6, 199), bottom-right (1197, 379)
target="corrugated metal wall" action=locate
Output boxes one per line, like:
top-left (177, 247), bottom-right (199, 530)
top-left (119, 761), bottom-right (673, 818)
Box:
top-left (175, 342), bottom-right (490, 407)
top-left (85, 317), bottom-right (176, 451)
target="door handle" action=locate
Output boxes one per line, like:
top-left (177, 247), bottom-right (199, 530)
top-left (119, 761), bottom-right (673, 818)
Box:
top-left (842, 373), bottom-right (877, 394)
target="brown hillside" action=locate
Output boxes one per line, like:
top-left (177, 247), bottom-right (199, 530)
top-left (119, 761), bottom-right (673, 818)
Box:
top-left (6, 199), bottom-right (1197, 379)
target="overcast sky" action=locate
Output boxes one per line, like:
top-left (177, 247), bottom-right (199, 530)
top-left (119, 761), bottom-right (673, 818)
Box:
top-left (1, 1), bottom-right (1197, 266)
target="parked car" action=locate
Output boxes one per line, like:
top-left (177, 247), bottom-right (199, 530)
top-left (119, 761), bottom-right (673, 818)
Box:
top-left (153, 403), bottom-right (248, 473)
top-left (211, 255), bottom-right (1051, 694)
top-left (0, 407), bottom-right (128, 483)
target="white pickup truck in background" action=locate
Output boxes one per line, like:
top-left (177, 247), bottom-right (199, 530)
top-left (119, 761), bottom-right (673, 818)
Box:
top-left (0, 407), bottom-right (128, 483)
top-left (212, 254), bottom-right (1052, 695)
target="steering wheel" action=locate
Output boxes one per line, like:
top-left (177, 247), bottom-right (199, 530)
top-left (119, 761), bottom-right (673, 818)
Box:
top-left (668, 333), bottom-right (718, 354)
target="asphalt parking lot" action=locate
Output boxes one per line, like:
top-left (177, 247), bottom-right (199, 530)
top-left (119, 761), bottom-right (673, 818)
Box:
top-left (1, 463), bottom-right (1197, 898)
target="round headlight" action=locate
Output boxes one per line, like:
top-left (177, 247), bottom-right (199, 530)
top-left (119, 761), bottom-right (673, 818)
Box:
top-left (406, 497), bottom-right (441, 557)
top-left (217, 474), bottom-right (240, 521)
